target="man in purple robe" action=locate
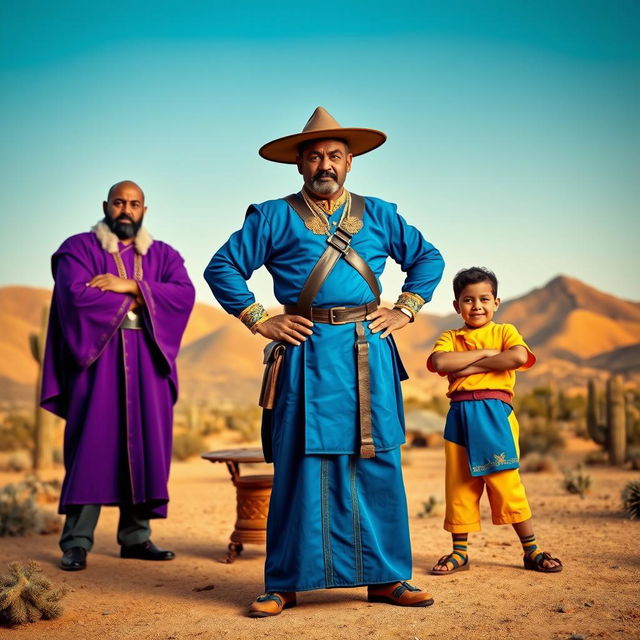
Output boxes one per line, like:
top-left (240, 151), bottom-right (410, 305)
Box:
top-left (41, 180), bottom-right (195, 571)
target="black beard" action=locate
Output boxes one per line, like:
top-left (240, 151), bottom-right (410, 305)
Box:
top-left (103, 215), bottom-right (142, 240)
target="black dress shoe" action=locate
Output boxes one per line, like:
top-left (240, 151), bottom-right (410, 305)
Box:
top-left (60, 546), bottom-right (87, 571)
top-left (120, 540), bottom-right (175, 561)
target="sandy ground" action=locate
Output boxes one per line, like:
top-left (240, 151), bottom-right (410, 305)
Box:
top-left (1, 437), bottom-right (639, 640)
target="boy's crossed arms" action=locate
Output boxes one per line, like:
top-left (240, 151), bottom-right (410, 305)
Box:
top-left (430, 346), bottom-right (528, 379)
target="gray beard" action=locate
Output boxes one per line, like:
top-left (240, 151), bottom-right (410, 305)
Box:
top-left (310, 178), bottom-right (340, 195)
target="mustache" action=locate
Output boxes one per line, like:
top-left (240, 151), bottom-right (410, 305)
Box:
top-left (312, 170), bottom-right (338, 181)
top-left (116, 214), bottom-right (135, 224)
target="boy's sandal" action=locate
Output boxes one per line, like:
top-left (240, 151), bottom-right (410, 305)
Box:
top-left (429, 553), bottom-right (470, 576)
top-left (523, 551), bottom-right (563, 573)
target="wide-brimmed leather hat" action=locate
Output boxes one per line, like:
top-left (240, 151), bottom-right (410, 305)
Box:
top-left (259, 106), bottom-right (387, 164)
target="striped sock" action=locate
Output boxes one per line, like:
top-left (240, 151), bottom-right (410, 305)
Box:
top-left (450, 533), bottom-right (468, 566)
top-left (520, 533), bottom-right (542, 561)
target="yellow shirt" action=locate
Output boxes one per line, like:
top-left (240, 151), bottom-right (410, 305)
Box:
top-left (427, 322), bottom-right (536, 397)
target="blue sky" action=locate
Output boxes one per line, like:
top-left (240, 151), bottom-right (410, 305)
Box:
top-left (1, 1), bottom-right (638, 315)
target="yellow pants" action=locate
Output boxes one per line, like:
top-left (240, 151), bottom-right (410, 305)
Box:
top-left (444, 439), bottom-right (532, 533)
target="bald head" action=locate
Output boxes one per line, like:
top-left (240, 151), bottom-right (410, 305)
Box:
top-left (103, 180), bottom-right (147, 241)
top-left (107, 180), bottom-right (145, 204)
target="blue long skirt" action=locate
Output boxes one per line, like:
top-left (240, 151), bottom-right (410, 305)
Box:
top-left (264, 396), bottom-right (412, 592)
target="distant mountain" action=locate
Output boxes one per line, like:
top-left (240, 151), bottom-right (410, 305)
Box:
top-left (178, 322), bottom-right (265, 405)
top-left (181, 303), bottom-right (229, 347)
top-left (0, 276), bottom-right (638, 407)
top-left (0, 287), bottom-right (51, 402)
top-left (498, 275), bottom-right (640, 361)
top-left (584, 343), bottom-right (640, 375)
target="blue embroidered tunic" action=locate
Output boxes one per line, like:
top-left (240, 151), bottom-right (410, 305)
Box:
top-left (204, 195), bottom-right (444, 454)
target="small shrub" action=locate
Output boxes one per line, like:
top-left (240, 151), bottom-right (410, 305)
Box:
top-left (584, 450), bottom-right (609, 466)
top-left (521, 452), bottom-right (558, 473)
top-left (0, 415), bottom-right (34, 453)
top-left (21, 475), bottom-right (61, 505)
top-left (621, 480), bottom-right (640, 520)
top-left (0, 481), bottom-right (62, 537)
top-left (519, 416), bottom-right (565, 457)
top-left (0, 561), bottom-right (67, 626)
top-left (225, 408), bottom-right (261, 442)
top-left (627, 446), bottom-right (640, 471)
top-left (172, 432), bottom-right (206, 461)
top-left (417, 495), bottom-right (445, 518)
top-left (562, 465), bottom-right (592, 499)
top-left (627, 415), bottom-right (640, 447)
top-left (2, 452), bottom-right (31, 473)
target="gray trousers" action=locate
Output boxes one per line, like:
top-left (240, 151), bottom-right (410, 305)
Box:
top-left (60, 504), bottom-right (151, 552)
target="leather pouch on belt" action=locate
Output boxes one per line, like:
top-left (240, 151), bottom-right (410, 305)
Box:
top-left (258, 341), bottom-right (287, 410)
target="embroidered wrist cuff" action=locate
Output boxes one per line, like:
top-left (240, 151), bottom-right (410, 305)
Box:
top-left (238, 302), bottom-right (270, 333)
top-left (394, 292), bottom-right (425, 320)
top-left (250, 314), bottom-right (270, 334)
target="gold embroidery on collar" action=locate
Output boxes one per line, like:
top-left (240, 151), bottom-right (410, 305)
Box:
top-left (303, 188), bottom-right (346, 214)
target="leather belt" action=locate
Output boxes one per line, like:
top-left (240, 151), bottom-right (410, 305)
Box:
top-left (284, 301), bottom-right (378, 325)
top-left (120, 309), bottom-right (143, 330)
top-left (449, 389), bottom-right (512, 406)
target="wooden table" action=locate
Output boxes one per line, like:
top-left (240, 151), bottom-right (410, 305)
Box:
top-left (201, 447), bottom-right (273, 563)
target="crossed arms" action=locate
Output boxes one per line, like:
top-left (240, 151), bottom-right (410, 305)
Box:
top-left (86, 274), bottom-right (144, 308)
top-left (429, 346), bottom-right (529, 379)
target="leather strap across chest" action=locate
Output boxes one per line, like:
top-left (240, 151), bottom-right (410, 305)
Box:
top-left (283, 192), bottom-right (379, 458)
top-left (284, 192), bottom-right (380, 318)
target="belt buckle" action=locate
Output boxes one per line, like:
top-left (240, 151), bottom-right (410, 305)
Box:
top-left (328, 306), bottom-right (347, 325)
top-left (327, 232), bottom-right (351, 255)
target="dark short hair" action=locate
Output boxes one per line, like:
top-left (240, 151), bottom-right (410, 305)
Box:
top-left (453, 266), bottom-right (498, 299)
top-left (297, 138), bottom-right (350, 156)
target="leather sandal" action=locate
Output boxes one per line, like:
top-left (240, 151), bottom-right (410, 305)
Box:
top-left (367, 581), bottom-right (434, 607)
top-left (430, 552), bottom-right (470, 576)
top-left (524, 551), bottom-right (563, 573)
top-left (248, 592), bottom-right (296, 618)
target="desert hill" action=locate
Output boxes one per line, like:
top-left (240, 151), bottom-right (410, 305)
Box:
top-left (181, 303), bottom-right (229, 346)
top-left (0, 276), bottom-right (638, 406)
top-left (498, 275), bottom-right (640, 360)
top-left (0, 286), bottom-right (52, 404)
top-left (584, 343), bottom-right (640, 375)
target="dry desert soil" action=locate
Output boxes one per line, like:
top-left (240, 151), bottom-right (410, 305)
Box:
top-left (1, 436), bottom-right (638, 640)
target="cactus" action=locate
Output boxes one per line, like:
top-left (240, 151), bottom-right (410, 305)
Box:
top-left (586, 376), bottom-right (628, 466)
top-left (30, 305), bottom-right (56, 470)
top-left (547, 381), bottom-right (558, 423)
top-left (621, 480), bottom-right (640, 520)
top-left (172, 432), bottom-right (206, 461)
top-left (186, 402), bottom-right (200, 434)
top-left (586, 379), bottom-right (607, 446)
top-left (607, 375), bottom-right (626, 466)
top-left (0, 561), bottom-right (66, 626)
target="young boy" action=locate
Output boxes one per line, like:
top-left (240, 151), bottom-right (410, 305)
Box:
top-left (426, 267), bottom-right (562, 574)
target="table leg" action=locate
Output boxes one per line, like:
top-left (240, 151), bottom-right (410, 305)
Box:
top-left (225, 541), bottom-right (244, 564)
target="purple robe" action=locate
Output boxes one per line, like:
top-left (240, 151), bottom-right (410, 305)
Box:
top-left (41, 230), bottom-right (195, 518)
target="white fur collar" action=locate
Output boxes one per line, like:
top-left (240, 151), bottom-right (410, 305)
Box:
top-left (91, 221), bottom-right (153, 255)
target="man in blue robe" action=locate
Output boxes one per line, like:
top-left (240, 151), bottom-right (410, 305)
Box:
top-left (204, 107), bottom-right (445, 616)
